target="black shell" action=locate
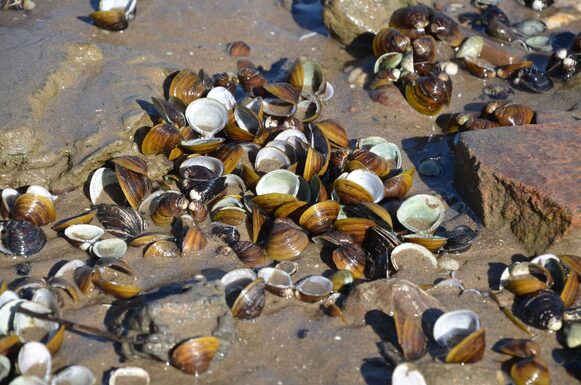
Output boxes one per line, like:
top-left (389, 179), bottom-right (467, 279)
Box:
top-left (516, 290), bottom-right (564, 331)
top-left (2, 219), bottom-right (47, 256)
top-left (546, 51), bottom-right (581, 81)
top-left (483, 6), bottom-right (510, 26)
top-left (188, 177), bottom-right (226, 204)
top-left (515, 66), bottom-right (554, 93)
top-left (180, 165), bottom-right (218, 182)
top-left (389, 5), bottom-right (432, 39)
top-left (362, 227), bottom-right (399, 280)
top-left (211, 224), bottom-right (240, 245)
top-left (442, 225), bottom-right (478, 253)
top-left (95, 204), bottom-right (145, 239)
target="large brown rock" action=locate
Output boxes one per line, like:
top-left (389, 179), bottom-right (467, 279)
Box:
top-left (322, 0), bottom-right (419, 45)
top-left (454, 122), bottom-right (581, 253)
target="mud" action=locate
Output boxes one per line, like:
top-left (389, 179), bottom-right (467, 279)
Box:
top-left (0, 0), bottom-right (580, 384)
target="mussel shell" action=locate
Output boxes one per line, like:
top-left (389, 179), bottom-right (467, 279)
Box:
top-left (311, 229), bottom-right (354, 248)
top-left (213, 72), bottom-right (238, 94)
top-left (150, 192), bottom-right (188, 226)
top-left (114, 163), bottom-right (151, 209)
top-left (228, 41), bottom-right (250, 57)
top-left (288, 57), bottom-right (327, 96)
top-left (3, 220), bottom-right (47, 256)
top-left (389, 5), bottom-right (431, 40)
top-left (237, 67), bottom-right (266, 93)
top-left (211, 224), bottom-right (240, 245)
top-left (396, 194), bottom-right (446, 235)
top-left (348, 149), bottom-right (390, 177)
top-left (257, 267), bottom-right (294, 297)
top-left (95, 204), bottom-right (145, 239)
top-left (181, 223), bottom-right (208, 256)
top-left (232, 278), bottom-right (266, 319)
top-left (515, 66), bottom-right (553, 93)
top-left (171, 336), bottom-right (220, 376)
top-left (344, 202), bottom-right (393, 230)
top-left (411, 35), bottom-right (436, 63)
top-left (433, 310), bottom-right (481, 348)
top-left (492, 104), bottom-right (534, 126)
top-left (151, 96), bottom-right (186, 128)
top-left (332, 244), bottom-right (366, 279)
top-left (510, 357), bottom-right (550, 385)
top-left (298, 200), bottom-right (340, 235)
top-left (362, 227), bottom-right (400, 280)
top-left (51, 209), bottom-right (96, 232)
top-left (231, 241), bottom-right (267, 268)
top-left (372, 28), bottom-right (411, 57)
top-left (12, 194), bottom-right (56, 226)
top-left (333, 218), bottom-right (376, 244)
top-left (211, 143), bottom-right (244, 175)
top-left (486, 19), bottom-right (517, 42)
top-left (383, 173), bottom-right (413, 200)
top-left (492, 338), bottom-right (541, 359)
top-left (442, 225), bottom-right (478, 253)
top-left (445, 328), bottom-right (486, 364)
top-left (428, 12), bottom-right (462, 47)
top-left (265, 218), bottom-right (309, 261)
top-left (89, 9), bottom-right (128, 31)
top-left (169, 69), bottom-right (207, 105)
top-left (464, 56), bottom-right (496, 79)
top-left (516, 290), bottom-right (564, 331)
top-left (143, 240), bottom-right (180, 258)
top-left (393, 311), bottom-right (427, 361)
top-left (314, 119), bottom-right (349, 149)
top-left (255, 169), bottom-right (300, 197)
top-left (188, 177), bottom-right (226, 204)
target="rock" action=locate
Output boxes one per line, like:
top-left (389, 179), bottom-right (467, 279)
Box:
top-left (322, 0), bottom-right (419, 46)
top-left (454, 122), bottom-right (581, 253)
top-left (343, 278), bottom-right (444, 325)
top-left (109, 278), bottom-right (235, 363)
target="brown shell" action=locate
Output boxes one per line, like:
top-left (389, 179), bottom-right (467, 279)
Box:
top-left (188, 200), bottom-right (208, 223)
top-left (89, 9), bottom-right (128, 31)
top-left (115, 163), bottom-right (152, 209)
top-left (231, 241), bottom-right (268, 268)
top-left (13, 194), bottom-right (57, 226)
top-left (171, 336), bottom-right (220, 376)
top-left (74, 265), bottom-right (96, 294)
top-left (238, 67), bottom-right (266, 93)
top-left (273, 201), bottom-right (308, 222)
top-left (492, 104), bottom-right (534, 126)
top-left (265, 218), bottom-right (309, 261)
top-left (464, 56), bottom-right (497, 79)
top-left (404, 73), bottom-right (451, 115)
top-left (349, 149), bottom-right (390, 177)
top-left (213, 72), bottom-right (238, 94)
top-left (95, 279), bottom-right (141, 299)
top-left (333, 218), bottom-right (376, 244)
top-left (169, 70), bottom-right (207, 105)
top-left (129, 232), bottom-right (173, 247)
top-left (389, 5), bottom-right (431, 40)
top-left (143, 240), bottom-right (181, 258)
top-left (314, 119), bottom-right (349, 148)
top-left (560, 271), bottom-right (579, 308)
top-left (211, 207), bottom-right (247, 226)
top-left (303, 147), bottom-right (325, 181)
top-left (299, 200), bottom-right (340, 235)
top-left (496, 61), bottom-right (533, 79)
top-left (412, 35), bottom-right (436, 63)
top-left (181, 224), bottom-right (208, 256)
top-left (428, 12), bottom-right (463, 47)
top-left (151, 193), bottom-right (188, 226)
top-left (333, 178), bottom-right (373, 205)
top-left (227, 41), bottom-right (251, 57)
top-left (510, 357), bottom-right (550, 385)
top-left (263, 82), bottom-right (300, 104)
top-left (559, 254), bottom-right (581, 275)
top-left (51, 209), bottom-right (96, 232)
top-left (403, 235), bottom-right (448, 252)
top-left (109, 156), bottom-right (148, 175)
top-left (309, 175), bottom-right (329, 203)
top-left (372, 28), bottom-right (411, 57)
top-left (394, 312), bottom-right (427, 361)
top-left (330, 148), bottom-right (350, 174)
top-left (232, 278), bottom-right (266, 319)
top-left (332, 244), bottom-right (366, 279)
top-left (445, 328), bottom-right (486, 364)
top-left (493, 338), bottom-right (541, 359)
top-left (252, 193), bottom-right (298, 214)
top-left (211, 143), bottom-right (244, 175)
top-left (181, 138), bottom-right (225, 154)
top-left (251, 206), bottom-right (268, 243)
top-left (383, 172), bottom-right (413, 199)
top-left (151, 96), bottom-right (186, 128)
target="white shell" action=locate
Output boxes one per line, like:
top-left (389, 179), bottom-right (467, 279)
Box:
top-left (64, 225), bottom-right (105, 251)
top-left (344, 169), bottom-right (385, 203)
top-left (51, 365), bottom-right (95, 385)
top-left (319, 81), bottom-right (334, 101)
top-left (370, 142), bottom-right (402, 170)
top-left (396, 194), bottom-right (446, 234)
top-left (255, 147), bottom-right (291, 171)
top-left (356, 136), bottom-right (388, 149)
top-left (14, 301), bottom-right (59, 342)
top-left (255, 169), bottom-right (300, 197)
top-left (295, 276), bottom-right (332, 298)
top-left (530, 254), bottom-right (560, 266)
top-left (433, 310), bottom-right (481, 348)
top-left (210, 196), bottom-right (243, 213)
top-left (89, 167), bottom-right (119, 205)
top-left (390, 243), bottom-right (437, 271)
top-left (0, 355), bottom-right (10, 383)
top-left (207, 86), bottom-right (236, 110)
top-left (17, 342), bottom-right (52, 381)
top-left (224, 174), bottom-right (246, 193)
top-left (9, 375), bottom-right (49, 385)
top-left (31, 288), bottom-right (60, 316)
top-left (185, 98), bottom-right (228, 138)
top-left (258, 267), bottom-right (294, 297)
top-left (91, 238), bottom-right (127, 259)
top-left (179, 156), bottom-right (224, 178)
top-left (108, 367), bottom-right (150, 385)
top-left (220, 269), bottom-right (256, 295)
top-left (2, 188), bottom-right (20, 213)
top-left (274, 129), bottom-right (308, 145)
top-left (25, 186), bottom-right (57, 202)
top-left (0, 290), bottom-right (19, 308)
top-left (392, 363), bottom-right (427, 385)
top-left (0, 299), bottom-right (25, 334)
top-left (265, 140), bottom-right (297, 163)
top-left (99, 0), bottom-right (137, 19)
top-left (53, 260), bottom-right (88, 278)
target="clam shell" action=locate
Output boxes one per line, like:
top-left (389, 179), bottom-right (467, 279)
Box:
top-left (333, 171), bottom-right (383, 204)
top-left (251, 193), bottom-right (298, 214)
top-left (516, 290), bottom-right (564, 331)
top-left (510, 357), bottom-right (550, 385)
top-left (52, 365), bottom-right (95, 385)
top-left (128, 232), bottom-right (172, 247)
top-left (181, 222), bottom-right (208, 256)
top-left (211, 224), bottom-right (240, 245)
top-left (348, 149), bottom-right (390, 177)
top-left (150, 191), bottom-right (188, 227)
top-left (390, 243), bottom-right (437, 271)
top-left (333, 218), bottom-right (376, 244)
top-left (171, 336), bottom-right (220, 376)
top-left (445, 328), bottom-right (486, 364)
top-left (402, 234), bottom-right (447, 252)
top-left (89, 167), bottom-right (121, 205)
top-left (433, 310), bottom-right (481, 348)
top-left (114, 162), bottom-right (151, 209)
top-left (332, 244), bottom-right (366, 279)
top-left (258, 267), bottom-right (294, 297)
top-left (109, 367), bottom-right (150, 385)
top-left (90, 9), bottom-right (127, 31)
top-left (2, 220), bottom-right (47, 256)
top-left (143, 240), bottom-right (180, 258)
top-left (91, 238), bottom-right (127, 259)
top-left (255, 170), bottom-right (300, 197)
top-left (231, 241), bottom-right (267, 268)
top-left (99, 0), bottom-right (136, 19)
top-left (151, 96), bottom-right (186, 128)
top-left (493, 338), bottom-right (540, 359)
top-left (185, 98), bottom-right (229, 138)
top-left (14, 301), bottom-right (58, 343)
top-left (17, 342), bottom-right (51, 380)
top-left (9, 375), bottom-right (49, 385)
top-left (330, 270), bottom-right (354, 292)
top-left (221, 268), bottom-right (257, 295)
top-left (1, 188), bottom-right (19, 218)
top-left (298, 200), bottom-right (340, 235)
top-left (255, 147), bottom-right (291, 173)
top-left (95, 204), bottom-right (145, 240)
top-left (391, 363), bottom-right (427, 385)
top-left (265, 218), bottom-right (309, 261)
top-left (212, 143), bottom-right (244, 175)
top-left (13, 194), bottom-right (56, 226)
top-left (289, 57), bottom-right (327, 96)
top-left (456, 36), bottom-right (484, 59)
top-left (295, 276), bottom-right (333, 303)
top-left (373, 28), bottom-right (410, 57)
top-left (179, 156), bottom-right (224, 179)
top-left (169, 70), bottom-right (207, 105)
top-left (314, 119), bottom-right (349, 149)
top-left (51, 209), bottom-right (96, 233)
top-left (207, 86), bottom-right (236, 110)
top-left (64, 224), bottom-right (105, 250)
top-left (0, 355), bottom-right (9, 382)
top-left (369, 141), bottom-right (402, 170)
top-left (141, 123), bottom-right (181, 156)
top-left (181, 138), bottom-right (225, 154)
top-left (232, 279), bottom-right (266, 319)
top-left (396, 194), bottom-right (445, 235)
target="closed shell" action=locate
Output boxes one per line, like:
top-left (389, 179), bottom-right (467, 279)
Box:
top-left (171, 336), bottom-right (220, 376)
top-left (265, 218), bottom-right (308, 261)
top-left (13, 194), bottom-right (56, 226)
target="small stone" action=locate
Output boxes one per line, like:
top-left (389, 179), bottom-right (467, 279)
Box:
top-left (297, 329), bottom-right (309, 339)
top-left (16, 262), bottom-right (32, 276)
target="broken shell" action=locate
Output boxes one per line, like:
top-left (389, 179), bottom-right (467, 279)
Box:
top-left (298, 200), bottom-right (340, 235)
top-left (17, 341), bottom-right (51, 380)
top-left (12, 194), bottom-right (56, 226)
top-left (91, 238), bottom-right (127, 259)
top-left (52, 365), bottom-right (95, 385)
top-left (232, 279), bottom-right (266, 320)
top-left (433, 310), bottom-right (481, 348)
top-left (445, 328), bottom-right (486, 364)
top-left (171, 336), bottom-right (220, 376)
top-left (510, 357), bottom-right (550, 385)
top-left (51, 209), bottom-right (96, 232)
top-left (90, 9), bottom-right (128, 31)
top-left (333, 169), bottom-right (384, 204)
top-left (109, 367), bottom-right (150, 385)
top-left (64, 224), bottom-right (105, 250)
top-left (265, 218), bottom-right (309, 261)
top-left (493, 338), bottom-right (541, 359)
top-left (185, 98), bottom-right (229, 138)
top-left (231, 241), bottom-right (267, 268)
top-left (390, 243), bottom-right (437, 271)
top-left (95, 204), bottom-right (145, 239)
top-left (169, 70), bottom-right (208, 105)
top-left (332, 244), bottom-right (366, 279)
top-left (258, 267), bottom-right (294, 297)
top-left (295, 276), bottom-right (333, 303)
top-left (2, 220), bottom-right (47, 256)
top-left (396, 194), bottom-right (446, 235)
top-left (333, 218), bottom-right (376, 244)
top-left (516, 290), bottom-right (564, 331)
top-left (255, 169), bottom-right (300, 197)
top-left (141, 123), bottom-right (181, 156)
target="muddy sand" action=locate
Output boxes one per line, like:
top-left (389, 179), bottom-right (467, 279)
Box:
top-left (0, 0), bottom-right (580, 384)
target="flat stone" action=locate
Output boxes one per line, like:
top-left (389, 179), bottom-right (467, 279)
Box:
top-left (454, 122), bottom-right (581, 253)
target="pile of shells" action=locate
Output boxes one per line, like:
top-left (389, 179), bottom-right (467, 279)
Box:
top-left (493, 338), bottom-right (550, 385)
top-left (498, 254), bottom-right (579, 332)
top-left (89, 0), bottom-right (137, 31)
top-left (448, 100), bottom-right (535, 131)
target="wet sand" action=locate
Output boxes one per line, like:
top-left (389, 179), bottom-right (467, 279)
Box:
top-left (0, 0), bottom-right (580, 384)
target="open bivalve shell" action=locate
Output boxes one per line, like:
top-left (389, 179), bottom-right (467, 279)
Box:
top-left (99, 0), bottom-right (136, 20)
top-left (295, 276), bottom-right (333, 303)
top-left (91, 238), bottom-right (127, 259)
top-left (52, 365), bottom-right (95, 385)
top-left (391, 363), bottom-right (427, 385)
top-left (14, 301), bottom-right (60, 343)
top-left (185, 98), bottom-right (229, 138)
top-left (433, 310), bottom-right (481, 349)
top-left (64, 224), bottom-right (105, 251)
top-left (231, 279), bottom-right (266, 320)
top-left (109, 367), bottom-right (149, 385)
top-left (257, 268), bottom-right (294, 297)
top-left (17, 341), bottom-right (51, 381)
top-left (333, 169), bottom-right (384, 204)
top-left (390, 243), bottom-right (437, 271)
top-left (255, 170), bottom-right (300, 197)
top-left (396, 194), bottom-right (445, 234)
